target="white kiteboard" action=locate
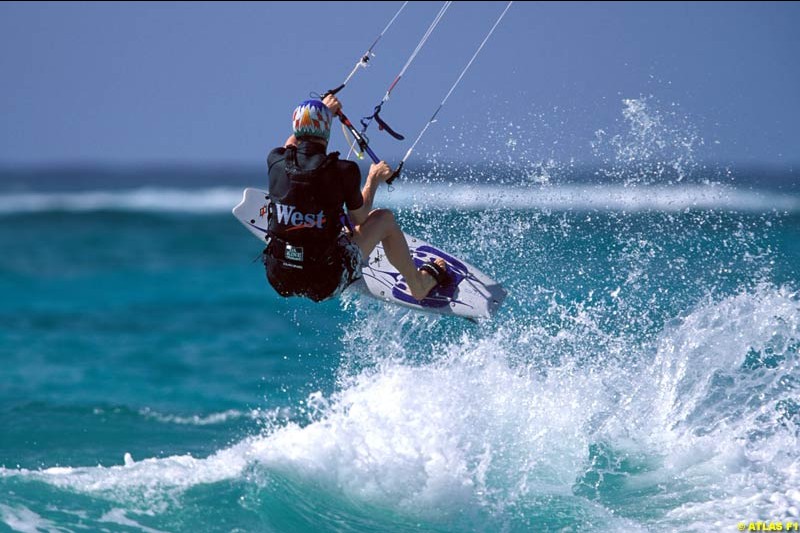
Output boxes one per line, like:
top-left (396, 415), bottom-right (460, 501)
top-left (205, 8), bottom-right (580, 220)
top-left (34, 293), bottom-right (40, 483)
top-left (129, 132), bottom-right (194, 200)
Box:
top-left (233, 188), bottom-right (506, 320)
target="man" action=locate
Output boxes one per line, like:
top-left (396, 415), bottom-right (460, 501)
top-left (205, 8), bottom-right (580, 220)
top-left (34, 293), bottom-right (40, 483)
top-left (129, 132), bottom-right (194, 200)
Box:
top-left (263, 94), bottom-right (449, 303)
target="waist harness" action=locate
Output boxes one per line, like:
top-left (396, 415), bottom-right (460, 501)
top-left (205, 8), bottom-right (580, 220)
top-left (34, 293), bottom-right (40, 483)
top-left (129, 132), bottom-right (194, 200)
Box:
top-left (264, 146), bottom-right (349, 300)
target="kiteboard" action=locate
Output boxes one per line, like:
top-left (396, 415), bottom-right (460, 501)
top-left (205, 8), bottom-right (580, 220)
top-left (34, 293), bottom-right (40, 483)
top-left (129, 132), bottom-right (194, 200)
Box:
top-left (233, 188), bottom-right (506, 320)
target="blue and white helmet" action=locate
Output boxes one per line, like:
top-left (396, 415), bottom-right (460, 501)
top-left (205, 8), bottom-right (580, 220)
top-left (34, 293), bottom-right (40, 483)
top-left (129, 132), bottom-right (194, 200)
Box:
top-left (292, 99), bottom-right (333, 142)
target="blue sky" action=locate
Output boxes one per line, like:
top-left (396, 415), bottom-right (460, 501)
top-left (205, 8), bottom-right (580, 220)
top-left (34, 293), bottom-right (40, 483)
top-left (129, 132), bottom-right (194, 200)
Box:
top-left (1, 1), bottom-right (798, 169)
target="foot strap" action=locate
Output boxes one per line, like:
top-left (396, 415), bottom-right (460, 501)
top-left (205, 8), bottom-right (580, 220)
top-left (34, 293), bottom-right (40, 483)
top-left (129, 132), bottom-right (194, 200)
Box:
top-left (420, 261), bottom-right (452, 287)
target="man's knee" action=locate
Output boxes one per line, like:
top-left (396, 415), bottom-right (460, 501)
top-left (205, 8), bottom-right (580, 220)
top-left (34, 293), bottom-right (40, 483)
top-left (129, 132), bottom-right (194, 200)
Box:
top-left (370, 208), bottom-right (397, 229)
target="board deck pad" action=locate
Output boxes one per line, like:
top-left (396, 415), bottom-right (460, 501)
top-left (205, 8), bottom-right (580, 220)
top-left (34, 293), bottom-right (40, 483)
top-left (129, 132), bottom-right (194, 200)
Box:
top-left (233, 188), bottom-right (506, 319)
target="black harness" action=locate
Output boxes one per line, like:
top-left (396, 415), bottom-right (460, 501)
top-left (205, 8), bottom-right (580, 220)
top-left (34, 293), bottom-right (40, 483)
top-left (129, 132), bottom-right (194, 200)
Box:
top-left (263, 145), bottom-right (352, 301)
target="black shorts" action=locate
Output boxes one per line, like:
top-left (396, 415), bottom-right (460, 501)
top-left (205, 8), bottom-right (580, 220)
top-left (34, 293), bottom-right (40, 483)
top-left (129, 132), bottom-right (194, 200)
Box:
top-left (264, 232), bottom-right (363, 302)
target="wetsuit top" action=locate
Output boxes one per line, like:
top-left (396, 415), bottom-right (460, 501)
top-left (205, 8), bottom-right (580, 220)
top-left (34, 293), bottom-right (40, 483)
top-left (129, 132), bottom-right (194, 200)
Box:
top-left (266, 141), bottom-right (363, 253)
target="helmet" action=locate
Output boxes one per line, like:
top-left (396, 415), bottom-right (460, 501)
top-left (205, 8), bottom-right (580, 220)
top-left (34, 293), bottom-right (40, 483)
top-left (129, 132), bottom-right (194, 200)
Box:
top-left (292, 99), bottom-right (333, 142)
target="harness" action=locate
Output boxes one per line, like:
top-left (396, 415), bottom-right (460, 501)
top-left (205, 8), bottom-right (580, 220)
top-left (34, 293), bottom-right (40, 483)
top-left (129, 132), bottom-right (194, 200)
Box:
top-left (262, 144), bottom-right (364, 304)
top-left (266, 145), bottom-right (346, 270)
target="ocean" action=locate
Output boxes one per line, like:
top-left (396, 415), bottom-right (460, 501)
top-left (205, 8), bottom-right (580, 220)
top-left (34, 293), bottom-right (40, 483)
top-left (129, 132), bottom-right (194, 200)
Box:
top-left (2, 103), bottom-right (800, 531)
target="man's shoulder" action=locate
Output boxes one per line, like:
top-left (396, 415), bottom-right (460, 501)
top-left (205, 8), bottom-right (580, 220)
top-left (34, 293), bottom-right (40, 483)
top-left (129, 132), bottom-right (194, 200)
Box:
top-left (268, 146), bottom-right (287, 158)
top-left (267, 146), bottom-right (287, 168)
top-left (332, 157), bottom-right (359, 176)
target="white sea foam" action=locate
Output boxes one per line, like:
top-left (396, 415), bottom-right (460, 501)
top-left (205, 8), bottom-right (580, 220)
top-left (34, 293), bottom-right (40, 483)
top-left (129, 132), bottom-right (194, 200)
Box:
top-left (0, 447), bottom-right (252, 514)
top-left (644, 285), bottom-right (800, 529)
top-left (0, 503), bottom-right (60, 533)
top-left (253, 286), bottom-right (799, 528)
top-left (2, 285), bottom-right (795, 531)
top-left (0, 187), bottom-right (239, 214)
top-left (98, 508), bottom-right (169, 533)
top-left (389, 182), bottom-right (799, 212)
top-left (137, 407), bottom-right (260, 426)
top-left (0, 183), bottom-right (796, 215)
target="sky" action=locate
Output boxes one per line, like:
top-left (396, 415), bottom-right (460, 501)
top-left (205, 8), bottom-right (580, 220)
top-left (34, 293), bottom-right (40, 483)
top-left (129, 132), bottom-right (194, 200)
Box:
top-left (1, 1), bottom-right (799, 170)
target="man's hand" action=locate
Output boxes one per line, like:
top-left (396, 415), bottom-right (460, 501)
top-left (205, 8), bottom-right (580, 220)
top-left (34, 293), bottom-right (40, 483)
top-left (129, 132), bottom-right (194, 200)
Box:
top-left (368, 161), bottom-right (393, 183)
top-left (322, 94), bottom-right (342, 115)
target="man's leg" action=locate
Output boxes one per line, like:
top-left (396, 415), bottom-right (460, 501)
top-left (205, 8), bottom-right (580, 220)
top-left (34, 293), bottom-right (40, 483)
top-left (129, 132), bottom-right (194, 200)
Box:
top-left (350, 208), bottom-right (444, 301)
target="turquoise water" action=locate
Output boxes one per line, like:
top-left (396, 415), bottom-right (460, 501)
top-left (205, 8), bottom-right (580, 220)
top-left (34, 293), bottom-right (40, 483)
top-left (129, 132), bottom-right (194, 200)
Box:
top-left (1, 177), bottom-right (799, 531)
top-left (1, 97), bottom-right (799, 533)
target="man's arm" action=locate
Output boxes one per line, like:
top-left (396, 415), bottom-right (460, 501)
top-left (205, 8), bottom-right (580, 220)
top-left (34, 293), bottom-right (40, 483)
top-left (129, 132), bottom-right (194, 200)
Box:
top-left (349, 162), bottom-right (392, 226)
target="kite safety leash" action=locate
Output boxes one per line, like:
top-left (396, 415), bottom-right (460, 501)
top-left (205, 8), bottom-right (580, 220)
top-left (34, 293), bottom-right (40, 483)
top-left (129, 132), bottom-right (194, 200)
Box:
top-left (387, 1), bottom-right (513, 185)
top-left (315, 2), bottom-right (513, 186)
top-left (324, 1), bottom-right (409, 99)
top-left (354, 1), bottom-right (453, 150)
top-left (317, 2), bottom-right (412, 166)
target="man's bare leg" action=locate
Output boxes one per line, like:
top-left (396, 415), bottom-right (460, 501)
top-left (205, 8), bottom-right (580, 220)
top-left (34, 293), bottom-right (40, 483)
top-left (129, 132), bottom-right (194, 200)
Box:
top-left (351, 208), bottom-right (445, 301)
